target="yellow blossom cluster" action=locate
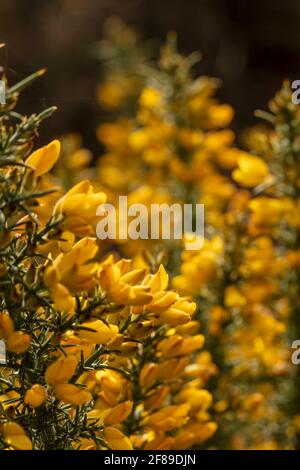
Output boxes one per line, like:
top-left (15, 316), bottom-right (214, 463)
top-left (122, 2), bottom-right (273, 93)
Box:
top-left (0, 70), bottom-right (215, 450)
top-left (94, 24), bottom-right (300, 449)
top-left (1, 22), bottom-right (300, 452)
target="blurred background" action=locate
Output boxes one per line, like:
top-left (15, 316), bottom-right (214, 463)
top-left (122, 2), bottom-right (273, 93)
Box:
top-left (1, 0), bottom-right (300, 151)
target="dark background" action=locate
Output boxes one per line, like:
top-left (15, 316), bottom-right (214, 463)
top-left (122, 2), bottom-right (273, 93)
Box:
top-left (1, 0), bottom-right (300, 152)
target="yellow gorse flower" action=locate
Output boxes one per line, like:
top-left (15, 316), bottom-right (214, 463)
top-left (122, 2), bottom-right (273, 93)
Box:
top-left (232, 153), bottom-right (270, 187)
top-left (44, 237), bottom-right (99, 314)
top-left (25, 140), bottom-right (61, 177)
top-left (24, 384), bottom-right (47, 408)
top-left (45, 355), bottom-right (78, 385)
top-left (54, 180), bottom-right (107, 236)
top-left (54, 384), bottom-right (92, 406)
top-left (78, 320), bottom-right (119, 345)
top-left (2, 422), bottom-right (33, 450)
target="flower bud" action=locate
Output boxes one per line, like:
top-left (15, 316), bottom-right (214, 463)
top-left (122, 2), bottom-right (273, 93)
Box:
top-left (140, 363), bottom-right (158, 389)
top-left (25, 140), bottom-right (61, 177)
top-left (24, 384), bottom-right (47, 408)
top-left (79, 320), bottom-right (118, 345)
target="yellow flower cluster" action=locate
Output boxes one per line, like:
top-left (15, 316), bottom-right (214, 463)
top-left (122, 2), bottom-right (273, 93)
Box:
top-left (94, 26), bottom-right (300, 449)
top-left (1, 23), bottom-right (299, 451)
top-left (0, 72), bottom-right (215, 450)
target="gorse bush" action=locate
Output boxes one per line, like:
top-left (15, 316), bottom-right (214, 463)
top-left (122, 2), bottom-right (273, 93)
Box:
top-left (0, 20), bottom-right (299, 451)
top-left (95, 22), bottom-right (300, 449)
top-left (0, 67), bottom-right (216, 450)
